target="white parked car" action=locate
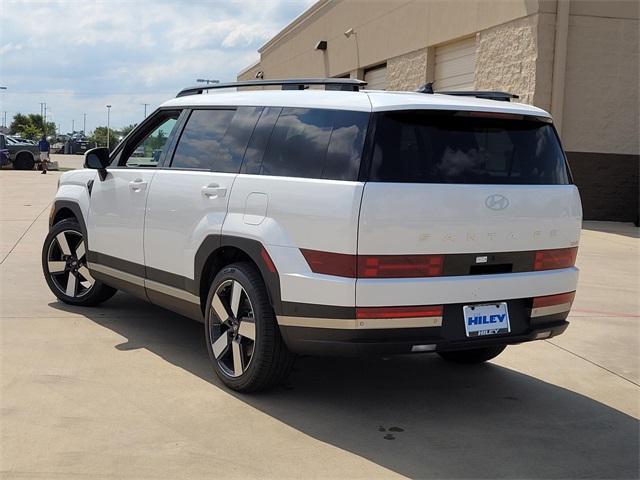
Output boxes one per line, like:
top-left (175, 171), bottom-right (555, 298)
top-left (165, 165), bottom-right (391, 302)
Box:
top-left (42, 79), bottom-right (581, 392)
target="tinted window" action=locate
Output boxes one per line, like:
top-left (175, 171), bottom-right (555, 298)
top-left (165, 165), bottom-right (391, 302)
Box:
top-left (172, 109), bottom-right (236, 171)
top-left (259, 108), bottom-right (368, 180)
top-left (370, 111), bottom-right (570, 185)
top-left (123, 112), bottom-right (180, 167)
top-left (241, 107), bottom-right (281, 175)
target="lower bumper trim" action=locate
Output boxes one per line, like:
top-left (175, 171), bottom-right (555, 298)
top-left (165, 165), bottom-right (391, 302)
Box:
top-left (277, 315), bottom-right (442, 329)
top-left (280, 321), bottom-right (569, 356)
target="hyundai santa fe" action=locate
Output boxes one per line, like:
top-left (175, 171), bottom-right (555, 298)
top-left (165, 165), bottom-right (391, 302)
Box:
top-left (42, 78), bottom-right (581, 392)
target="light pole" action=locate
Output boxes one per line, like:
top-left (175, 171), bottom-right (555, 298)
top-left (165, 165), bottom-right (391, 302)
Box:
top-left (141, 103), bottom-right (149, 118)
top-left (1, 88), bottom-right (7, 127)
top-left (71, 119), bottom-right (75, 133)
top-left (40, 102), bottom-right (46, 134)
top-left (106, 105), bottom-right (112, 150)
top-left (83, 113), bottom-right (87, 134)
top-left (197, 78), bottom-right (220, 85)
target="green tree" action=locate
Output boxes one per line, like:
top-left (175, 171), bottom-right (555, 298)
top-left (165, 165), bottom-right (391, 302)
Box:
top-left (146, 129), bottom-right (167, 151)
top-left (119, 123), bottom-right (137, 138)
top-left (9, 113), bottom-right (56, 139)
top-left (89, 126), bottom-right (120, 149)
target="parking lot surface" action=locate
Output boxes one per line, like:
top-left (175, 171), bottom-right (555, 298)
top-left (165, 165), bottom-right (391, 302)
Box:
top-left (1, 155), bottom-right (639, 479)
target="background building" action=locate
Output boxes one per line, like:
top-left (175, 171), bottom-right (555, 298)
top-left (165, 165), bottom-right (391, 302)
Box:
top-left (238, 0), bottom-right (639, 223)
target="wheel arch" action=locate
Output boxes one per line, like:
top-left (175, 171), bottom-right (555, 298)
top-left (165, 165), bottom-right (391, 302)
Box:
top-left (14, 149), bottom-right (36, 160)
top-left (50, 200), bottom-right (88, 242)
top-left (195, 235), bottom-right (282, 316)
top-left (52, 206), bottom-right (78, 225)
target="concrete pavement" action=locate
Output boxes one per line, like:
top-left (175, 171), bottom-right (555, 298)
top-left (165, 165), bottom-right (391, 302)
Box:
top-left (1, 155), bottom-right (638, 479)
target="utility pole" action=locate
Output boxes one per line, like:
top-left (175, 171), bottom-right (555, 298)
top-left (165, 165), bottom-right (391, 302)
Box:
top-left (142, 103), bottom-right (149, 118)
top-left (0, 86), bottom-right (7, 127)
top-left (83, 113), bottom-right (87, 134)
top-left (39, 102), bottom-right (45, 133)
top-left (106, 105), bottom-right (112, 150)
top-left (43, 103), bottom-right (47, 136)
top-left (71, 119), bottom-right (75, 134)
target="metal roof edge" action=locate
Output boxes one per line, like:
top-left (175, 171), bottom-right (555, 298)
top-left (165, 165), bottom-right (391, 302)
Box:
top-left (258, 0), bottom-right (334, 54)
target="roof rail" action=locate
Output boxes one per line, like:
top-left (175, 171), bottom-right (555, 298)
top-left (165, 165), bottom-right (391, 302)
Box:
top-left (441, 91), bottom-right (519, 102)
top-left (416, 83), bottom-right (519, 102)
top-left (176, 78), bottom-right (367, 97)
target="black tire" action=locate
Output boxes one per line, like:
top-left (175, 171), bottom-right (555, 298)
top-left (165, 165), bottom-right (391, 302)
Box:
top-left (437, 345), bottom-right (507, 364)
top-left (42, 219), bottom-right (116, 306)
top-left (205, 262), bottom-right (294, 392)
top-left (14, 153), bottom-right (35, 170)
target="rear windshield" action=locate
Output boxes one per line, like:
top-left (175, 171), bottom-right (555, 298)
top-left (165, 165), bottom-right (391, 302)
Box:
top-left (369, 111), bottom-right (570, 184)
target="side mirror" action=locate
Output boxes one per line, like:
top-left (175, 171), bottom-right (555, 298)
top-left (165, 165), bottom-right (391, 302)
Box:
top-left (84, 147), bottom-right (110, 180)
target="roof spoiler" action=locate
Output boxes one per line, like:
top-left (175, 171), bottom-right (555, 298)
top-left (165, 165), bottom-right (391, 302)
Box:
top-left (177, 78), bottom-right (367, 97)
top-left (416, 82), bottom-right (519, 102)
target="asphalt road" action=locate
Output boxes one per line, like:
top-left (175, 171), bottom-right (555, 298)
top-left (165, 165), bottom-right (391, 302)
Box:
top-left (1, 154), bottom-right (639, 479)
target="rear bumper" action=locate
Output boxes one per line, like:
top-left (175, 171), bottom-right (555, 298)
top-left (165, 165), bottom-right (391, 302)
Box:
top-left (356, 267), bottom-right (579, 307)
top-left (278, 297), bottom-right (570, 356)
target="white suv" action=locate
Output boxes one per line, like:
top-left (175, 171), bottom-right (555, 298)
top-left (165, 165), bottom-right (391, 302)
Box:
top-left (42, 79), bottom-right (581, 392)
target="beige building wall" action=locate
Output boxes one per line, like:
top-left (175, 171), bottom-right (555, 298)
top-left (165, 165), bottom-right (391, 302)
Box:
top-left (561, 4), bottom-right (639, 155)
top-left (238, 0), bottom-right (639, 222)
top-left (475, 13), bottom-right (555, 109)
top-left (385, 47), bottom-right (430, 91)
top-left (239, 0), bottom-right (546, 81)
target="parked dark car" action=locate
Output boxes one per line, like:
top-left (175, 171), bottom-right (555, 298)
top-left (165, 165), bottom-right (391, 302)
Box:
top-left (0, 134), bottom-right (40, 170)
top-left (64, 135), bottom-right (90, 155)
top-left (0, 148), bottom-right (9, 167)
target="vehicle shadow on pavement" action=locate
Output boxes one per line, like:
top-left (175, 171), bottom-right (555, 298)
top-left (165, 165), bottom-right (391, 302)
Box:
top-left (49, 294), bottom-right (640, 479)
top-left (582, 221), bottom-right (639, 239)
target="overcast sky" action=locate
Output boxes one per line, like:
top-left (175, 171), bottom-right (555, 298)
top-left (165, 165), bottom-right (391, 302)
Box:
top-left (0, 0), bottom-right (314, 134)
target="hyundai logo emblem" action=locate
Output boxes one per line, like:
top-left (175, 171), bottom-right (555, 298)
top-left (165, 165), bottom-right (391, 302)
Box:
top-left (485, 194), bottom-right (510, 211)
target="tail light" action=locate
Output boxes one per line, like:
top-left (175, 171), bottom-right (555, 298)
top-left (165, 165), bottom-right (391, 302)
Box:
top-left (300, 249), bottom-right (443, 278)
top-left (301, 246), bottom-right (578, 278)
top-left (299, 249), bottom-right (356, 277)
top-left (357, 255), bottom-right (443, 278)
top-left (260, 247), bottom-right (277, 273)
top-left (534, 247), bottom-right (577, 271)
top-left (532, 291), bottom-right (575, 309)
top-left (356, 305), bottom-right (443, 319)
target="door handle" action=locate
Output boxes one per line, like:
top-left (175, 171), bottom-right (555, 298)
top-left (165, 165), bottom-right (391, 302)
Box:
top-left (201, 183), bottom-right (227, 198)
top-left (129, 179), bottom-right (147, 192)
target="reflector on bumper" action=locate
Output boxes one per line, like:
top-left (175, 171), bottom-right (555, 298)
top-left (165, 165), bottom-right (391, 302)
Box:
top-left (531, 291), bottom-right (575, 317)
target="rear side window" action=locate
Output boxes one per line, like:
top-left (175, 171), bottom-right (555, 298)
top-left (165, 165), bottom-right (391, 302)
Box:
top-left (259, 108), bottom-right (368, 181)
top-left (171, 107), bottom-right (260, 172)
top-left (370, 111), bottom-right (570, 184)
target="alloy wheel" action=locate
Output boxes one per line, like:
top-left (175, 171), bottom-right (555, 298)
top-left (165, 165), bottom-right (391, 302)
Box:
top-left (209, 279), bottom-right (256, 378)
top-left (47, 230), bottom-right (94, 298)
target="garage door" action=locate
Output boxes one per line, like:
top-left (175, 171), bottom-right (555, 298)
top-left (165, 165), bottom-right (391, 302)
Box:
top-left (364, 65), bottom-right (387, 90)
top-left (434, 37), bottom-right (477, 91)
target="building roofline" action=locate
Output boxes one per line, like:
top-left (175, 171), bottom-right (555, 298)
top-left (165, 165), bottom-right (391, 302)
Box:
top-left (237, 59), bottom-right (261, 77)
top-left (259, 0), bottom-right (333, 54)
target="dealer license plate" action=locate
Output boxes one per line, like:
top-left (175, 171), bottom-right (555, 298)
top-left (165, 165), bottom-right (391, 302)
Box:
top-left (463, 302), bottom-right (510, 337)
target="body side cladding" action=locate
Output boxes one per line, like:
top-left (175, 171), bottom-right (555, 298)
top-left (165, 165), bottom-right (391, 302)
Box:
top-left (87, 250), bottom-right (145, 277)
top-left (84, 235), bottom-right (281, 321)
top-left (50, 200), bottom-right (89, 243)
top-left (89, 265), bottom-right (148, 302)
top-left (193, 235), bottom-right (283, 315)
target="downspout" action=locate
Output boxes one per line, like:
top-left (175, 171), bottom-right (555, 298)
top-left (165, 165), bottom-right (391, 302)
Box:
top-left (551, 0), bottom-right (570, 136)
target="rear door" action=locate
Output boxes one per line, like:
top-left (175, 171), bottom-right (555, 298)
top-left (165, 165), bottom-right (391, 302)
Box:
top-left (143, 107), bottom-right (261, 311)
top-left (359, 110), bottom-right (582, 257)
